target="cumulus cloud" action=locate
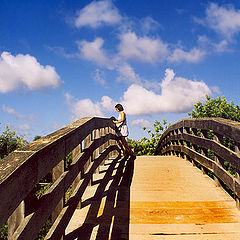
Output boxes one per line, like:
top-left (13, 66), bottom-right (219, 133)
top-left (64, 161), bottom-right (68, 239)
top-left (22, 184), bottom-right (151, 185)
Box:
top-left (77, 38), bottom-right (112, 68)
top-left (116, 63), bottom-right (141, 84)
top-left (118, 32), bottom-right (169, 63)
top-left (65, 68), bottom-right (211, 118)
top-left (121, 68), bottom-right (211, 115)
top-left (75, 0), bottom-right (122, 28)
top-left (68, 98), bottom-right (103, 121)
top-left (101, 96), bottom-right (117, 113)
top-left (140, 17), bottom-right (161, 34)
top-left (197, 35), bottom-right (231, 54)
top-left (168, 48), bottom-right (206, 63)
top-left (65, 93), bottom-right (116, 121)
top-left (131, 119), bottom-right (151, 128)
top-left (196, 3), bottom-right (240, 39)
top-left (0, 52), bottom-right (61, 93)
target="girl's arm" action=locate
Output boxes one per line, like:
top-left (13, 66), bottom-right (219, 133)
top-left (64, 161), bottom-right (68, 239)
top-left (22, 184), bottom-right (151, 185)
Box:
top-left (113, 111), bottom-right (125, 124)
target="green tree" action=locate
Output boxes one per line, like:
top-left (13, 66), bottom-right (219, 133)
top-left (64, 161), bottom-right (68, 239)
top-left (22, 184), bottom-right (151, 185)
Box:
top-left (188, 95), bottom-right (240, 122)
top-left (0, 125), bottom-right (28, 160)
top-left (0, 125), bottom-right (28, 239)
top-left (128, 119), bottom-right (169, 155)
top-left (33, 135), bottom-right (42, 141)
top-left (188, 95), bottom-right (239, 180)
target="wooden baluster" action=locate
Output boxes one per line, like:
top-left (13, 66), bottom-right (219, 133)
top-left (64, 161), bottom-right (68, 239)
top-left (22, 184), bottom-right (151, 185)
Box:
top-left (72, 144), bottom-right (82, 209)
top-left (52, 159), bottom-right (65, 223)
top-left (235, 142), bottom-right (240, 157)
top-left (8, 201), bottom-right (25, 239)
top-left (191, 128), bottom-right (196, 136)
top-left (104, 126), bottom-right (109, 160)
top-left (185, 127), bottom-right (190, 134)
top-left (84, 134), bottom-right (92, 186)
top-left (213, 154), bottom-right (222, 187)
top-left (235, 172), bottom-right (240, 209)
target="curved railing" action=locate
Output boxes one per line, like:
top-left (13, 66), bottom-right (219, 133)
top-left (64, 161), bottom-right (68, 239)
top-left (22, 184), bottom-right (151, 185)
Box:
top-left (0, 117), bottom-right (120, 239)
top-left (155, 118), bottom-right (240, 207)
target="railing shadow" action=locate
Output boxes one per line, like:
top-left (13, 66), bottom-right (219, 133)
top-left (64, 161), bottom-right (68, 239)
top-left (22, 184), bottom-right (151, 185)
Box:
top-left (65, 154), bottom-right (135, 240)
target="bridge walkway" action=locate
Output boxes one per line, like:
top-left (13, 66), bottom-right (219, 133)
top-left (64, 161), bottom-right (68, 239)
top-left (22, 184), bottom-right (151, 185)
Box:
top-left (65, 156), bottom-right (240, 240)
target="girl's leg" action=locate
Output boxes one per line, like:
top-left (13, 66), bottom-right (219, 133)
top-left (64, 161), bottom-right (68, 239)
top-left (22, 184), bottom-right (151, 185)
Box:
top-left (119, 138), bottom-right (126, 154)
top-left (120, 137), bottom-right (134, 155)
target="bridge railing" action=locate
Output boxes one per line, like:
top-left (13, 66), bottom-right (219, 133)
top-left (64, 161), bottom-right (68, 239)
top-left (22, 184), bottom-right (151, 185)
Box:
top-left (0, 117), bottom-right (120, 239)
top-left (155, 118), bottom-right (240, 207)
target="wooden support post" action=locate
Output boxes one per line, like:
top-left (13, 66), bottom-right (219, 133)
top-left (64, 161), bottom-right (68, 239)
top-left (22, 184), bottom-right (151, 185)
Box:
top-left (84, 134), bottom-right (92, 186)
top-left (8, 201), bottom-right (25, 239)
top-left (213, 154), bottom-right (222, 187)
top-left (235, 143), bottom-right (240, 157)
top-left (51, 159), bottom-right (65, 223)
top-left (105, 126), bottom-right (109, 160)
top-left (201, 166), bottom-right (207, 175)
top-left (214, 175), bottom-right (221, 187)
top-left (235, 172), bottom-right (240, 209)
top-left (192, 128), bottom-right (198, 136)
top-left (72, 144), bottom-right (82, 209)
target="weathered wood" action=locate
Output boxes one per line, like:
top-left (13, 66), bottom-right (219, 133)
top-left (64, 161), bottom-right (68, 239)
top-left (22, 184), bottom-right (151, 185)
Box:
top-left (51, 159), bottom-right (65, 223)
top-left (0, 117), bottom-right (119, 239)
top-left (45, 145), bottom-right (118, 240)
top-left (156, 118), bottom-right (240, 204)
top-left (8, 201), bottom-right (25, 240)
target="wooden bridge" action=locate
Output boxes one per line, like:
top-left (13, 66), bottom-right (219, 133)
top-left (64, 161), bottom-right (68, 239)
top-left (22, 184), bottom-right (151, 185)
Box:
top-left (0, 117), bottom-right (240, 239)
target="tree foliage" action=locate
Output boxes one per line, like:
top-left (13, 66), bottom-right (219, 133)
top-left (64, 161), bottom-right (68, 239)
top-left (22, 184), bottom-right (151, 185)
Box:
top-left (188, 95), bottom-right (240, 122)
top-left (128, 119), bottom-right (169, 155)
top-left (0, 125), bottom-right (28, 160)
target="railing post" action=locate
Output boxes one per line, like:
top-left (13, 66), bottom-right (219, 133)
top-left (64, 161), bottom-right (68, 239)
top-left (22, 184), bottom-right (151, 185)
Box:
top-left (8, 201), bottom-right (25, 239)
top-left (84, 134), bottom-right (92, 186)
top-left (109, 127), bottom-right (114, 159)
top-left (213, 154), bottom-right (222, 187)
top-left (72, 143), bottom-right (82, 209)
top-left (104, 126), bottom-right (109, 160)
top-left (51, 159), bottom-right (65, 223)
top-left (235, 142), bottom-right (240, 157)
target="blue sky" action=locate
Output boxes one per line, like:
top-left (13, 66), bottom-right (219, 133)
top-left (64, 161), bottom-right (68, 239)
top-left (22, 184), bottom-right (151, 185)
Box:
top-left (0, 0), bottom-right (240, 141)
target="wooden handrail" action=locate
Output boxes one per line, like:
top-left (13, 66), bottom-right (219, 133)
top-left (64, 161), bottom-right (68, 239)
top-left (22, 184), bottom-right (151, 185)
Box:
top-left (155, 118), bottom-right (240, 206)
top-left (0, 117), bottom-right (120, 239)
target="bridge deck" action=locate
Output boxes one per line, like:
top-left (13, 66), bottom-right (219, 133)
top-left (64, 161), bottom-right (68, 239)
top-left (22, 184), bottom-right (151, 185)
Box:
top-left (65, 156), bottom-right (240, 240)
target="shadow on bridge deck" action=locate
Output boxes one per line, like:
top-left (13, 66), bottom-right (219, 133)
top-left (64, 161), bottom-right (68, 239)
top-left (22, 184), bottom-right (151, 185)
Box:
top-left (65, 154), bottom-right (136, 240)
top-left (65, 155), bottom-right (240, 240)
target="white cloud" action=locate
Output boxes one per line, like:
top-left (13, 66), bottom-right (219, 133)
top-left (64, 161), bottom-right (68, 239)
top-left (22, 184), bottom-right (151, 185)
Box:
top-left (132, 119), bottom-right (151, 128)
top-left (0, 52), bottom-right (61, 93)
top-left (197, 35), bottom-right (231, 54)
top-left (77, 38), bottom-right (112, 68)
top-left (2, 105), bottom-right (25, 119)
top-left (69, 98), bottom-right (103, 121)
top-left (140, 17), bottom-right (161, 34)
top-left (121, 68), bottom-right (211, 115)
top-left (198, 3), bottom-right (240, 39)
top-left (65, 93), bottom-right (116, 121)
top-left (75, 0), bottom-right (122, 28)
top-left (213, 40), bottom-right (230, 53)
top-left (168, 48), bottom-right (206, 63)
top-left (100, 96), bottom-right (116, 113)
top-left (118, 32), bottom-right (169, 63)
top-left (116, 63), bottom-right (141, 84)
top-left (65, 68), bottom-right (211, 118)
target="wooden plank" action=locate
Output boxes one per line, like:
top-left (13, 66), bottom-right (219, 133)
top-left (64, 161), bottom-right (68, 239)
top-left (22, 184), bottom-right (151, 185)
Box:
top-left (129, 156), bottom-right (240, 239)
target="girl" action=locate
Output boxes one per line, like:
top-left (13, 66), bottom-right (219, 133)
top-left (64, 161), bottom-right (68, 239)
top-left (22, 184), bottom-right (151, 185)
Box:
top-left (112, 104), bottom-right (134, 156)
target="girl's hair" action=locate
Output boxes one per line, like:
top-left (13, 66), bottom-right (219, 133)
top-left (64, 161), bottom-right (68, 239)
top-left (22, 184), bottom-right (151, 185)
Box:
top-left (115, 103), bottom-right (124, 111)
